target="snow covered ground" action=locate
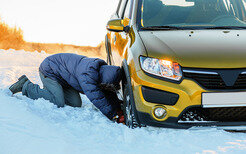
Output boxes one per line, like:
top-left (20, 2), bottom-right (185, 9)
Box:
top-left (0, 49), bottom-right (246, 154)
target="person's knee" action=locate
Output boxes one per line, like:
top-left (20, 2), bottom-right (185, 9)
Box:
top-left (73, 100), bottom-right (82, 107)
top-left (56, 103), bottom-right (65, 108)
top-left (63, 88), bottom-right (82, 107)
top-left (67, 99), bottom-right (82, 107)
top-left (52, 94), bottom-right (65, 108)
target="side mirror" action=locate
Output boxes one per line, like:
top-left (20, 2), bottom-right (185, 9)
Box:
top-left (106, 19), bottom-right (130, 32)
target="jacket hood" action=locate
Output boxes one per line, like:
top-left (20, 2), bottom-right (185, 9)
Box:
top-left (99, 65), bottom-right (122, 85)
top-left (139, 30), bottom-right (246, 68)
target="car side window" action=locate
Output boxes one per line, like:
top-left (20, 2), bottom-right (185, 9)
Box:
top-left (123, 0), bottom-right (132, 19)
top-left (118, 0), bottom-right (127, 18)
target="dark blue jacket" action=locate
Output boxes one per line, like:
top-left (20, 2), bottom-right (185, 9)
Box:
top-left (39, 53), bottom-right (122, 119)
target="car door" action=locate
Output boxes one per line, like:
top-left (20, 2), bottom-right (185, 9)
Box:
top-left (107, 0), bottom-right (133, 66)
top-left (106, 0), bottom-right (126, 65)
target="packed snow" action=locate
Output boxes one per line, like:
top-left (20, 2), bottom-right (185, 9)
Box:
top-left (0, 49), bottom-right (246, 154)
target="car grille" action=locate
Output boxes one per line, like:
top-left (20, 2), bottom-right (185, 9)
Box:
top-left (183, 70), bottom-right (246, 90)
top-left (179, 107), bottom-right (246, 122)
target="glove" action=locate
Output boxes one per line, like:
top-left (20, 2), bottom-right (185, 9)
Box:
top-left (112, 115), bottom-right (125, 124)
top-left (112, 109), bottom-right (125, 124)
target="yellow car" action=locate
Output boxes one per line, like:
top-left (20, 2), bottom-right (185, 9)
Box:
top-left (105, 0), bottom-right (246, 129)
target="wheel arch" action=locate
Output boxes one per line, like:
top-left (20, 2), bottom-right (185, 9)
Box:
top-left (121, 59), bottom-right (141, 124)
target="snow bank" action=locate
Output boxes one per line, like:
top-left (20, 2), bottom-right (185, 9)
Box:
top-left (0, 49), bottom-right (246, 154)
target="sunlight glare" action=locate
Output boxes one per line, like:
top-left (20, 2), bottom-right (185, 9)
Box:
top-left (0, 0), bottom-right (118, 46)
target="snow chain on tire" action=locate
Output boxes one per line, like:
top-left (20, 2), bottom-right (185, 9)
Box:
top-left (123, 82), bottom-right (140, 129)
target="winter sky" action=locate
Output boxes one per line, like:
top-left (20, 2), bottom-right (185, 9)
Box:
top-left (0, 0), bottom-right (118, 46)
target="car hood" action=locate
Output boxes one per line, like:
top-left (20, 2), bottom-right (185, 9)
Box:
top-left (139, 30), bottom-right (246, 68)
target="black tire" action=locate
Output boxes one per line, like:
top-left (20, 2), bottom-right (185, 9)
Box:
top-left (123, 82), bottom-right (140, 128)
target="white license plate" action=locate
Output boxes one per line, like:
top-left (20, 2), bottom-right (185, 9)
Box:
top-left (202, 92), bottom-right (246, 108)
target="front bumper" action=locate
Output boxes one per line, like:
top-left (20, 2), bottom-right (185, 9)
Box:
top-left (131, 70), bottom-right (246, 129)
top-left (137, 109), bottom-right (246, 129)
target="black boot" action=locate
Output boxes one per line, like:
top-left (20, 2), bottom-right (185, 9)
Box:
top-left (9, 75), bottom-right (29, 94)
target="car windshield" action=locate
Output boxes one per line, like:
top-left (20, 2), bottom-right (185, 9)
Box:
top-left (140, 0), bottom-right (246, 29)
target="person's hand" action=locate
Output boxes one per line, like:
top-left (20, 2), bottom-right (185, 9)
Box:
top-left (112, 115), bottom-right (125, 124)
top-left (112, 109), bottom-right (125, 124)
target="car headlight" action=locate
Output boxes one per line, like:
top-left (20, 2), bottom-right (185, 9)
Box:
top-left (140, 56), bottom-right (182, 81)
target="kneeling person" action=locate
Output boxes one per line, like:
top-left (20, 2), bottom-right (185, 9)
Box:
top-left (9, 53), bottom-right (124, 123)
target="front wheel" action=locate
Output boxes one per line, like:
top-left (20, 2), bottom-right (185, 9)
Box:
top-left (123, 82), bottom-right (140, 128)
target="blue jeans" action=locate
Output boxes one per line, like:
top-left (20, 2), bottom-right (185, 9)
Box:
top-left (22, 72), bottom-right (82, 107)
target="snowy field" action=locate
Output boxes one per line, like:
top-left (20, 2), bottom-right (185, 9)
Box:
top-left (0, 49), bottom-right (246, 154)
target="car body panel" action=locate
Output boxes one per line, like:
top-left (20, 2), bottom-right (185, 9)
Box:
top-left (131, 66), bottom-right (205, 121)
top-left (139, 30), bottom-right (246, 68)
